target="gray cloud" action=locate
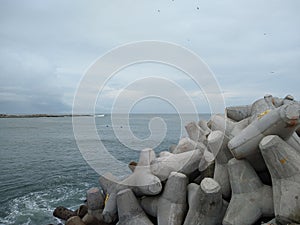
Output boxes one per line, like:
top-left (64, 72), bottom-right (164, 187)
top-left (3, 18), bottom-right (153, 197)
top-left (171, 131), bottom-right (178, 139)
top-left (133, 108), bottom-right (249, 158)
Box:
top-left (0, 0), bottom-right (299, 113)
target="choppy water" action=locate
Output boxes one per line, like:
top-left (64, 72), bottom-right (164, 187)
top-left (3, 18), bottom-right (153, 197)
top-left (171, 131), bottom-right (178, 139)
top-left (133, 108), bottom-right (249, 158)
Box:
top-left (0, 114), bottom-right (210, 225)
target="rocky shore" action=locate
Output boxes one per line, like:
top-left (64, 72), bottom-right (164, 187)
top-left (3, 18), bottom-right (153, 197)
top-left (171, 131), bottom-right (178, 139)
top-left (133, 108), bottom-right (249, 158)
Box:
top-left (51, 94), bottom-right (300, 225)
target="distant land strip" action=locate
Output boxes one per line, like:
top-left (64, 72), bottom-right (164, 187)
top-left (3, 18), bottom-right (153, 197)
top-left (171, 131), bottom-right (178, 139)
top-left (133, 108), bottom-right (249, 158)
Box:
top-left (0, 114), bottom-right (94, 118)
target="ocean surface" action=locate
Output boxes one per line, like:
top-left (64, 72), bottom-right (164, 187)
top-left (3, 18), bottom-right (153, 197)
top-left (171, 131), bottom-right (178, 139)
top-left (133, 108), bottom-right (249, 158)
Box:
top-left (0, 114), bottom-right (210, 225)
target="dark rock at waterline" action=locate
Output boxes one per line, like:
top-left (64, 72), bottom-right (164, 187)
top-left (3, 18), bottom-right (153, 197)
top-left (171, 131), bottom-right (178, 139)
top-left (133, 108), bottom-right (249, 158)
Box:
top-left (75, 204), bottom-right (88, 218)
top-left (128, 161), bottom-right (137, 172)
top-left (53, 206), bottom-right (76, 221)
top-left (66, 216), bottom-right (85, 225)
top-left (82, 213), bottom-right (118, 225)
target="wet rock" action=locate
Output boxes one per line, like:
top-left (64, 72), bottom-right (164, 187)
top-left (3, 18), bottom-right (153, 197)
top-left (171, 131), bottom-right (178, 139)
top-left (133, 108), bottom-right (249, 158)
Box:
top-left (128, 161), bottom-right (137, 172)
top-left (76, 204), bottom-right (88, 218)
top-left (65, 216), bottom-right (86, 225)
top-left (53, 206), bottom-right (76, 221)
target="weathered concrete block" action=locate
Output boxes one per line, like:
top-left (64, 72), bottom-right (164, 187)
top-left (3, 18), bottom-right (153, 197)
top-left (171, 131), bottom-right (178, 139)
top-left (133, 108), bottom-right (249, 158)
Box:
top-left (283, 94), bottom-right (295, 105)
top-left (260, 135), bottom-right (300, 224)
top-left (249, 94), bottom-right (276, 122)
top-left (117, 189), bottom-right (153, 225)
top-left (208, 114), bottom-right (249, 139)
top-left (122, 148), bottom-right (162, 196)
top-left (198, 149), bottom-right (215, 172)
top-left (87, 187), bottom-right (104, 210)
top-left (183, 178), bottom-right (228, 225)
top-left (207, 130), bottom-right (233, 199)
top-left (173, 137), bottom-right (206, 154)
top-left (223, 159), bottom-right (274, 225)
top-left (207, 114), bottom-right (228, 136)
top-left (141, 172), bottom-right (188, 225)
top-left (226, 104), bottom-right (252, 122)
top-left (228, 103), bottom-right (300, 160)
top-left (286, 132), bottom-right (300, 152)
top-left (198, 120), bottom-right (211, 136)
top-left (272, 97), bottom-right (284, 108)
top-left (159, 151), bottom-right (173, 158)
top-left (185, 121), bottom-right (207, 143)
top-left (151, 149), bottom-right (203, 181)
top-left (99, 148), bottom-right (162, 223)
top-left (168, 144), bottom-right (177, 153)
top-left (99, 173), bottom-right (119, 223)
top-left (207, 130), bottom-right (232, 164)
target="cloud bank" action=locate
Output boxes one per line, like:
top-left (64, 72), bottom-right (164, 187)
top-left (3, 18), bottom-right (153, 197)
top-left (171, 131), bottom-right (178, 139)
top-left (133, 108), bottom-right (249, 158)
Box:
top-left (0, 0), bottom-right (299, 113)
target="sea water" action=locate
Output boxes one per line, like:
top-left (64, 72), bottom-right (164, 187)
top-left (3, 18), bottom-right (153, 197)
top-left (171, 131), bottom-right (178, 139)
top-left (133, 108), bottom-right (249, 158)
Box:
top-left (0, 114), bottom-right (210, 225)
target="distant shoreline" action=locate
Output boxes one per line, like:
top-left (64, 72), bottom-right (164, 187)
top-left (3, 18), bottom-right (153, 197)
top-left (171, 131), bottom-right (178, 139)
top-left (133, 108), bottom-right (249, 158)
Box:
top-left (0, 114), bottom-right (93, 118)
top-left (0, 113), bottom-right (212, 118)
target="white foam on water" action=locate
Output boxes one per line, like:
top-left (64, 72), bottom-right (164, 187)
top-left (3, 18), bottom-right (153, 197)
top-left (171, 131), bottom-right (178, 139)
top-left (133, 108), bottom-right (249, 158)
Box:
top-left (0, 183), bottom-right (90, 225)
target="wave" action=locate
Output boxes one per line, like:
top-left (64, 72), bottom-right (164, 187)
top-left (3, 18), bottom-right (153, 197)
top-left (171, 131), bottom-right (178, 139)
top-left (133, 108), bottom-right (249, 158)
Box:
top-left (0, 183), bottom-right (90, 225)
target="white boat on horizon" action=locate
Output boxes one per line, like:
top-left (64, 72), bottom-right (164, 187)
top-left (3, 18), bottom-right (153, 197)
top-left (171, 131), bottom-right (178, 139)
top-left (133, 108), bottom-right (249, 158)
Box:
top-left (94, 114), bottom-right (105, 118)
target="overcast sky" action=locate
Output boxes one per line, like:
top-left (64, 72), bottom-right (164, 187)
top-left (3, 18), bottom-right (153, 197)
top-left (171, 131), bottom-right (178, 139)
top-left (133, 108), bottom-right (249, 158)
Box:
top-left (0, 0), bottom-right (299, 114)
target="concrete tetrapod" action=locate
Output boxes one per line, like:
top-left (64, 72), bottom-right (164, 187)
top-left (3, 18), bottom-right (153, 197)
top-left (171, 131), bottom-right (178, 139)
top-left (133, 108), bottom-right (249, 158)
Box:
top-left (141, 172), bottom-right (188, 225)
top-left (99, 148), bottom-right (162, 223)
top-left (226, 104), bottom-right (252, 122)
top-left (86, 187), bottom-right (104, 221)
top-left (185, 121), bottom-right (207, 143)
top-left (198, 120), bottom-right (211, 136)
top-left (208, 114), bottom-right (250, 140)
top-left (286, 132), bottom-right (300, 152)
top-left (228, 103), bottom-right (300, 160)
top-left (99, 173), bottom-right (120, 223)
top-left (283, 94), bottom-right (296, 105)
top-left (173, 137), bottom-right (206, 154)
top-left (198, 149), bottom-right (215, 172)
top-left (116, 189), bottom-right (153, 225)
top-left (207, 130), bottom-right (233, 199)
top-left (150, 149), bottom-right (204, 181)
top-left (259, 135), bottom-right (300, 224)
top-left (249, 94), bottom-right (276, 122)
top-left (223, 159), bottom-right (274, 225)
top-left (183, 178), bottom-right (228, 225)
top-left (122, 148), bottom-right (162, 196)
